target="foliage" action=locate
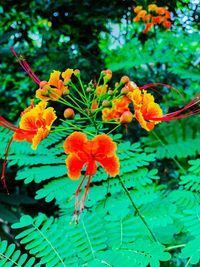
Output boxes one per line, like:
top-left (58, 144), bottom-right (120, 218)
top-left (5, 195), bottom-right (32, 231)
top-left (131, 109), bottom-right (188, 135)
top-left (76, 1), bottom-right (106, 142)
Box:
top-left (0, 1), bottom-right (200, 267)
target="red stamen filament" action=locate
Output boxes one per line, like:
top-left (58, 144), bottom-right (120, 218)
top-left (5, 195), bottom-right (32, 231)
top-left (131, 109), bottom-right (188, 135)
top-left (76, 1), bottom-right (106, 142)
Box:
top-left (0, 116), bottom-right (36, 135)
top-left (1, 137), bottom-right (13, 194)
top-left (10, 47), bottom-right (41, 85)
top-left (140, 83), bottom-right (184, 100)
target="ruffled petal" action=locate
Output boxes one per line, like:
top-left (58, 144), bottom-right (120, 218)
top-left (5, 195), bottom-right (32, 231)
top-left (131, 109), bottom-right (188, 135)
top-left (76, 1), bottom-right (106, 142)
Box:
top-left (64, 131), bottom-right (88, 154)
top-left (97, 155), bottom-right (120, 177)
top-left (92, 134), bottom-right (117, 156)
top-left (31, 127), bottom-right (48, 150)
top-left (62, 68), bottom-right (73, 82)
top-left (42, 107), bottom-right (57, 128)
top-left (49, 70), bottom-right (61, 87)
top-left (66, 153), bottom-right (86, 180)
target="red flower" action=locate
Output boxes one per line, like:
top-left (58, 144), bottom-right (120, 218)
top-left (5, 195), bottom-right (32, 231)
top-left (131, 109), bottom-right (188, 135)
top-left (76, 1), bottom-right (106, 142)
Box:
top-left (64, 132), bottom-right (119, 220)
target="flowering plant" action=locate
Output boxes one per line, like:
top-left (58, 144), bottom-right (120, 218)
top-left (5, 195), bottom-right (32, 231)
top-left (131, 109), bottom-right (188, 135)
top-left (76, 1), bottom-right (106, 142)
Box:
top-left (133, 4), bottom-right (172, 33)
top-left (0, 47), bottom-right (199, 225)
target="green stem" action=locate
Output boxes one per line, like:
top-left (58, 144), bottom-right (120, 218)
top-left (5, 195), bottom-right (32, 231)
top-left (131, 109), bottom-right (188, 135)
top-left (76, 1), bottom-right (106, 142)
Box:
top-left (152, 131), bottom-right (186, 174)
top-left (165, 244), bottom-right (185, 251)
top-left (117, 175), bottom-right (157, 242)
top-left (106, 124), bottom-right (121, 135)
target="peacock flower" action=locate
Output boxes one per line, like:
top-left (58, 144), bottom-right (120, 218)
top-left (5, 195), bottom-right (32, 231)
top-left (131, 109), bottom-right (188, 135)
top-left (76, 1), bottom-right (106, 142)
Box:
top-left (13, 101), bottom-right (57, 149)
top-left (137, 10), bottom-right (147, 20)
top-left (91, 100), bottom-right (98, 110)
top-left (128, 86), bottom-right (200, 130)
top-left (133, 6), bottom-right (143, 14)
top-left (152, 16), bottom-right (163, 24)
top-left (64, 132), bottom-right (119, 219)
top-left (121, 81), bottom-right (139, 95)
top-left (102, 96), bottom-right (131, 122)
top-left (0, 101), bottom-right (57, 191)
top-left (128, 89), bottom-right (163, 131)
top-left (101, 70), bottom-right (112, 83)
top-left (143, 22), bottom-right (154, 33)
top-left (163, 20), bottom-right (172, 29)
top-left (148, 4), bottom-right (158, 12)
top-left (36, 70), bottom-right (70, 101)
top-left (11, 48), bottom-right (72, 101)
top-left (95, 84), bottom-right (108, 96)
top-left (112, 96), bottom-right (131, 113)
top-left (164, 10), bottom-right (171, 19)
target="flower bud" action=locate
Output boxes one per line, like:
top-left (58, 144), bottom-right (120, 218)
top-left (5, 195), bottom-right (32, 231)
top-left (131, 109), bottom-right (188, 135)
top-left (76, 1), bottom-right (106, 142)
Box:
top-left (120, 111), bottom-right (133, 124)
top-left (101, 69), bottom-right (112, 82)
top-left (86, 87), bottom-right (92, 92)
top-left (120, 76), bottom-right (129, 85)
top-left (74, 69), bottom-right (80, 77)
top-left (108, 90), bottom-right (113, 95)
top-left (121, 87), bottom-right (129, 95)
top-left (102, 100), bottom-right (110, 107)
top-left (64, 108), bottom-right (75, 119)
top-left (91, 100), bottom-right (98, 110)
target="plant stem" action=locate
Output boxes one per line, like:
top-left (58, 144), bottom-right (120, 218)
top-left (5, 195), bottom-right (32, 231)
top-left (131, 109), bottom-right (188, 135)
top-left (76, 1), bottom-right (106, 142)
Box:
top-left (117, 175), bottom-right (157, 242)
top-left (152, 131), bottom-right (186, 174)
top-left (165, 244), bottom-right (186, 251)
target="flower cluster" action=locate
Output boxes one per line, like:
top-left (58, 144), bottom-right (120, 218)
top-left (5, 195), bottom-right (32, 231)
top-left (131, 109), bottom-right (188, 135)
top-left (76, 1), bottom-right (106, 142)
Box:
top-left (0, 48), bottom-right (199, 221)
top-left (133, 4), bottom-right (171, 33)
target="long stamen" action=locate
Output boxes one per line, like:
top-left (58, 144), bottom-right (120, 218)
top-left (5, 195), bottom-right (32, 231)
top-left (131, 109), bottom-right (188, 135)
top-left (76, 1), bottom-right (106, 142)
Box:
top-left (10, 47), bottom-right (41, 85)
top-left (1, 137), bottom-right (13, 194)
top-left (140, 82), bottom-right (184, 100)
top-left (0, 116), bottom-right (36, 135)
top-left (73, 172), bottom-right (87, 222)
top-left (80, 175), bottom-right (91, 213)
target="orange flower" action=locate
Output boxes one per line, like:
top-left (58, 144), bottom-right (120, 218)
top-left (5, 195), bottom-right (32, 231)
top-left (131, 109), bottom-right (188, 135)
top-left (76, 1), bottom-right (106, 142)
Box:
top-left (163, 20), bottom-right (171, 29)
top-left (102, 96), bottom-right (131, 122)
top-left (64, 132), bottom-right (119, 219)
top-left (133, 6), bottom-right (143, 13)
top-left (152, 16), bottom-right (163, 24)
top-left (101, 69), bottom-right (112, 82)
top-left (148, 4), bottom-right (158, 12)
top-left (156, 7), bottom-right (166, 15)
top-left (91, 100), bottom-right (98, 110)
top-left (13, 101), bottom-right (57, 149)
top-left (95, 84), bottom-right (108, 96)
top-left (121, 81), bottom-right (139, 94)
top-left (0, 101), bottom-right (57, 191)
top-left (36, 70), bottom-right (72, 101)
top-left (128, 89), bottom-right (163, 131)
top-left (143, 22), bottom-right (153, 33)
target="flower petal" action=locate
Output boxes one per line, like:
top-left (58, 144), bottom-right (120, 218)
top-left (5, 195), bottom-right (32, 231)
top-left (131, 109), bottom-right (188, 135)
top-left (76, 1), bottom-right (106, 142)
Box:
top-left (92, 134), bottom-right (117, 156)
top-left (66, 154), bottom-right (86, 180)
top-left (31, 127), bottom-right (48, 150)
top-left (64, 131), bottom-right (88, 154)
top-left (49, 70), bottom-right (61, 87)
top-left (97, 155), bottom-right (120, 177)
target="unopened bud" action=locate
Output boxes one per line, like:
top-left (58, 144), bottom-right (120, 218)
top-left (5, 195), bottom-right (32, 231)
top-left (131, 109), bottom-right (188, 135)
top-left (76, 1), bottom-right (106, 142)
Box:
top-left (121, 87), bottom-right (129, 95)
top-left (86, 87), bottom-right (92, 92)
top-left (108, 90), bottom-right (113, 95)
top-left (115, 82), bottom-right (119, 87)
top-left (120, 76), bottom-right (130, 85)
top-left (64, 108), bottom-right (75, 119)
top-left (74, 69), bottom-right (80, 77)
top-left (91, 100), bottom-right (98, 110)
top-left (102, 100), bottom-right (110, 107)
top-left (120, 111), bottom-right (133, 124)
top-left (101, 69), bottom-right (112, 82)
